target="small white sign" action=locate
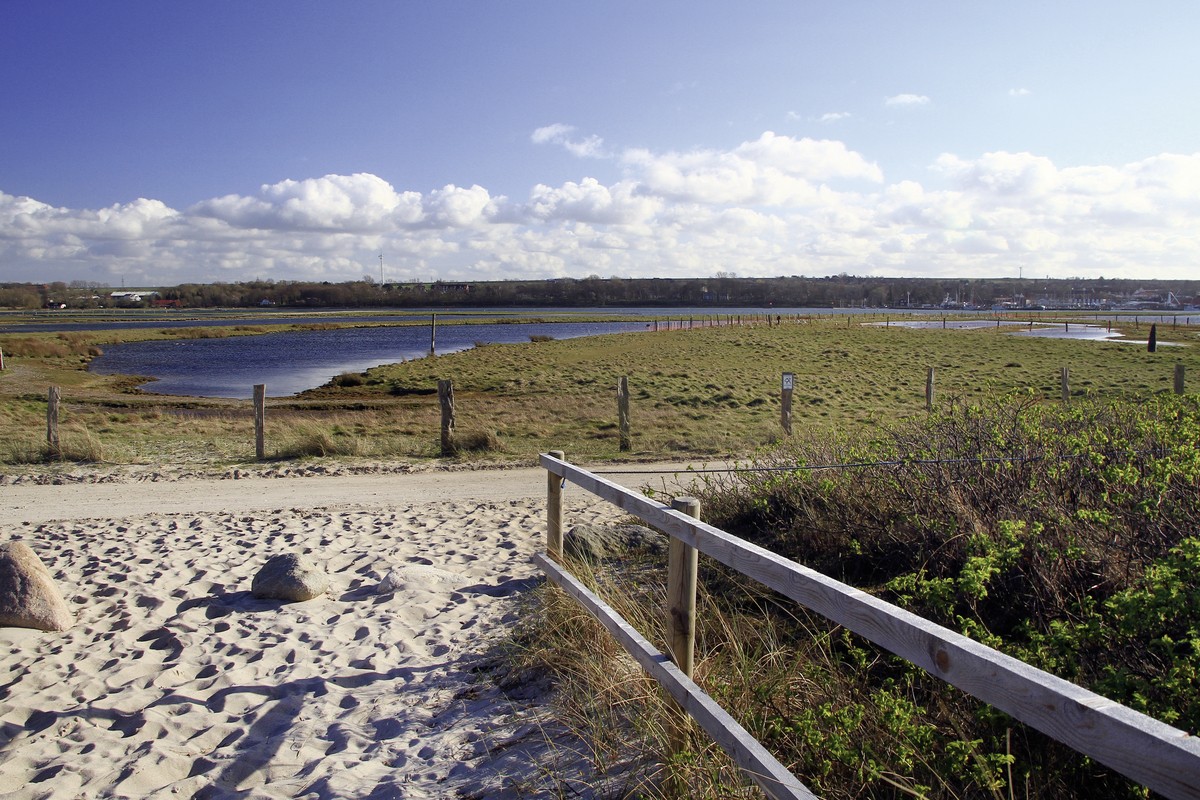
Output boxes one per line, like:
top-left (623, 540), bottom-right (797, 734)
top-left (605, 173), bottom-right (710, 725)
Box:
top-left (782, 372), bottom-right (794, 391)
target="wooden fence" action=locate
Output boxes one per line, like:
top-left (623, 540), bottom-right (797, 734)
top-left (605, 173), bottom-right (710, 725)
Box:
top-left (537, 452), bottom-right (1200, 800)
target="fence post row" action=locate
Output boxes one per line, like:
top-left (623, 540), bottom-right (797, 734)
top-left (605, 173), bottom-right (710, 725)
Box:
top-left (539, 453), bottom-right (1200, 800)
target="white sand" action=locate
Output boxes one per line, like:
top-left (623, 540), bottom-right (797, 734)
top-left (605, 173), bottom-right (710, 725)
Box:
top-left (0, 464), bottom-right (695, 799)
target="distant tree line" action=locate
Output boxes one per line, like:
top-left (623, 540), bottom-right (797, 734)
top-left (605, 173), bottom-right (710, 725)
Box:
top-left (5, 275), bottom-right (1199, 311)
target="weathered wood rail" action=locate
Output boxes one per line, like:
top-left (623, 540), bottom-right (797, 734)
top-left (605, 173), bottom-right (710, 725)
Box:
top-left (538, 452), bottom-right (1200, 800)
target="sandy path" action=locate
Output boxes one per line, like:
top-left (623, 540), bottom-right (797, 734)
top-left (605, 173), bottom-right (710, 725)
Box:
top-left (0, 464), bottom-right (706, 799)
top-left (0, 463), bottom-right (708, 525)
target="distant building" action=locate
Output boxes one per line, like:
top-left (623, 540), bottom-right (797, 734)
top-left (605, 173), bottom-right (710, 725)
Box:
top-left (110, 291), bottom-right (160, 304)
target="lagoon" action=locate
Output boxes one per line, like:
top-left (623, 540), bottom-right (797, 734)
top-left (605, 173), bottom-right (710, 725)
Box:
top-left (88, 320), bottom-right (649, 399)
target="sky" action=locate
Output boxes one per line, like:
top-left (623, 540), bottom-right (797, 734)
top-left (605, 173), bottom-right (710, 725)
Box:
top-left (2, 1), bottom-right (1199, 287)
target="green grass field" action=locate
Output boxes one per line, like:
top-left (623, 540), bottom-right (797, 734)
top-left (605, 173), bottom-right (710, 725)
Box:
top-left (1, 314), bottom-right (1196, 468)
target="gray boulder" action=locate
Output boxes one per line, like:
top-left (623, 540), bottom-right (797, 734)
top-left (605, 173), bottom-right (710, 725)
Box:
top-left (564, 523), bottom-right (667, 564)
top-left (251, 554), bottom-right (328, 602)
top-left (0, 541), bottom-right (74, 631)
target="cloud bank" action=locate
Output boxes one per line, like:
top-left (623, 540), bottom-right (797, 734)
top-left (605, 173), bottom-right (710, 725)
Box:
top-left (3, 131), bottom-right (1199, 284)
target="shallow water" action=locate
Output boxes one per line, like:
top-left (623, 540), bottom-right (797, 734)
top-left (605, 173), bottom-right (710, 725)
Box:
top-left (88, 320), bottom-right (648, 398)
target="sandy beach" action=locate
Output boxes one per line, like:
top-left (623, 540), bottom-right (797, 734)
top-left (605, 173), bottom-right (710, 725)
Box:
top-left (0, 462), bottom-right (696, 799)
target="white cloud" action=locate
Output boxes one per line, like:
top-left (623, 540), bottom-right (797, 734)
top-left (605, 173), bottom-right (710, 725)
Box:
top-left (4, 139), bottom-right (1200, 284)
top-left (426, 184), bottom-right (502, 228)
top-left (524, 178), bottom-right (660, 225)
top-left (885, 93), bottom-right (931, 107)
top-left (192, 173), bottom-right (424, 231)
top-left (819, 112), bottom-right (852, 123)
top-left (1008, 87), bottom-right (1032, 97)
top-left (531, 123), bottom-right (606, 158)
top-left (620, 132), bottom-right (881, 206)
top-left (932, 151), bottom-right (1058, 196)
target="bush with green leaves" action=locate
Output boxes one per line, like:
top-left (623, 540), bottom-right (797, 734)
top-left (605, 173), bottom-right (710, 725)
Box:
top-left (689, 392), bottom-right (1200, 798)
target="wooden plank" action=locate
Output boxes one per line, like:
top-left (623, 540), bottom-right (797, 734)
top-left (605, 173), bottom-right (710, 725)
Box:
top-left (539, 453), bottom-right (1200, 800)
top-left (47, 386), bottom-right (61, 450)
top-left (667, 496), bottom-right (700, 676)
top-left (438, 379), bottom-right (455, 456)
top-left (253, 384), bottom-right (266, 460)
top-left (534, 553), bottom-right (818, 800)
top-left (666, 496), bottom-right (701, 770)
top-left (618, 377), bottom-right (631, 452)
top-left (546, 449), bottom-right (564, 559)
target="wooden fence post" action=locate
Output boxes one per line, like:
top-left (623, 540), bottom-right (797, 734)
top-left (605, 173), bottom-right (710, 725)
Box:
top-left (1061, 367), bottom-right (1070, 403)
top-left (47, 386), bottom-right (60, 452)
top-left (1176, 364), bottom-right (1186, 395)
top-left (781, 372), bottom-right (794, 435)
top-left (430, 313), bottom-right (437, 356)
top-left (253, 384), bottom-right (266, 460)
top-left (925, 367), bottom-right (935, 411)
top-left (546, 450), bottom-right (564, 560)
top-left (0, 346), bottom-right (5, 371)
top-left (617, 377), bottom-right (631, 452)
top-left (438, 379), bottom-right (455, 456)
top-left (1148, 324), bottom-right (1158, 353)
top-left (667, 496), bottom-right (701, 771)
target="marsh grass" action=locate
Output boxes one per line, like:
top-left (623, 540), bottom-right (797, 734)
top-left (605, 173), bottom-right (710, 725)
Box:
top-left (5, 425), bottom-right (105, 464)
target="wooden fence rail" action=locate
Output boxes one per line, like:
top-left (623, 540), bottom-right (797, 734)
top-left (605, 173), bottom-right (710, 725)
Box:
top-left (539, 452), bottom-right (1200, 800)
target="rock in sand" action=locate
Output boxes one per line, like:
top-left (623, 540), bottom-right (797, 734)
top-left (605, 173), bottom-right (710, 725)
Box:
top-left (564, 522), bottom-right (667, 564)
top-left (252, 553), bottom-right (328, 602)
top-left (0, 541), bottom-right (74, 631)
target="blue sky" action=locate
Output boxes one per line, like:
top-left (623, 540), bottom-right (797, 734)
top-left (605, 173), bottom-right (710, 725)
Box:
top-left (2, 1), bottom-right (1198, 286)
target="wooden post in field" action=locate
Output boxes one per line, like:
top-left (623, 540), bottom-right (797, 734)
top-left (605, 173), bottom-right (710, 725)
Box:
top-left (1148, 324), bottom-right (1158, 353)
top-left (546, 450), bottom-right (564, 560)
top-left (253, 384), bottom-right (266, 460)
top-left (0, 346), bottom-right (5, 370)
top-left (438, 379), bottom-right (455, 456)
top-left (1060, 367), bottom-right (1070, 403)
top-left (1176, 364), bottom-right (1186, 395)
top-left (429, 313), bottom-right (437, 356)
top-left (617, 377), bottom-right (631, 452)
top-left (925, 367), bottom-right (935, 411)
top-left (780, 372), bottom-right (794, 435)
top-left (47, 386), bottom-right (60, 451)
top-left (667, 496), bottom-right (701, 767)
